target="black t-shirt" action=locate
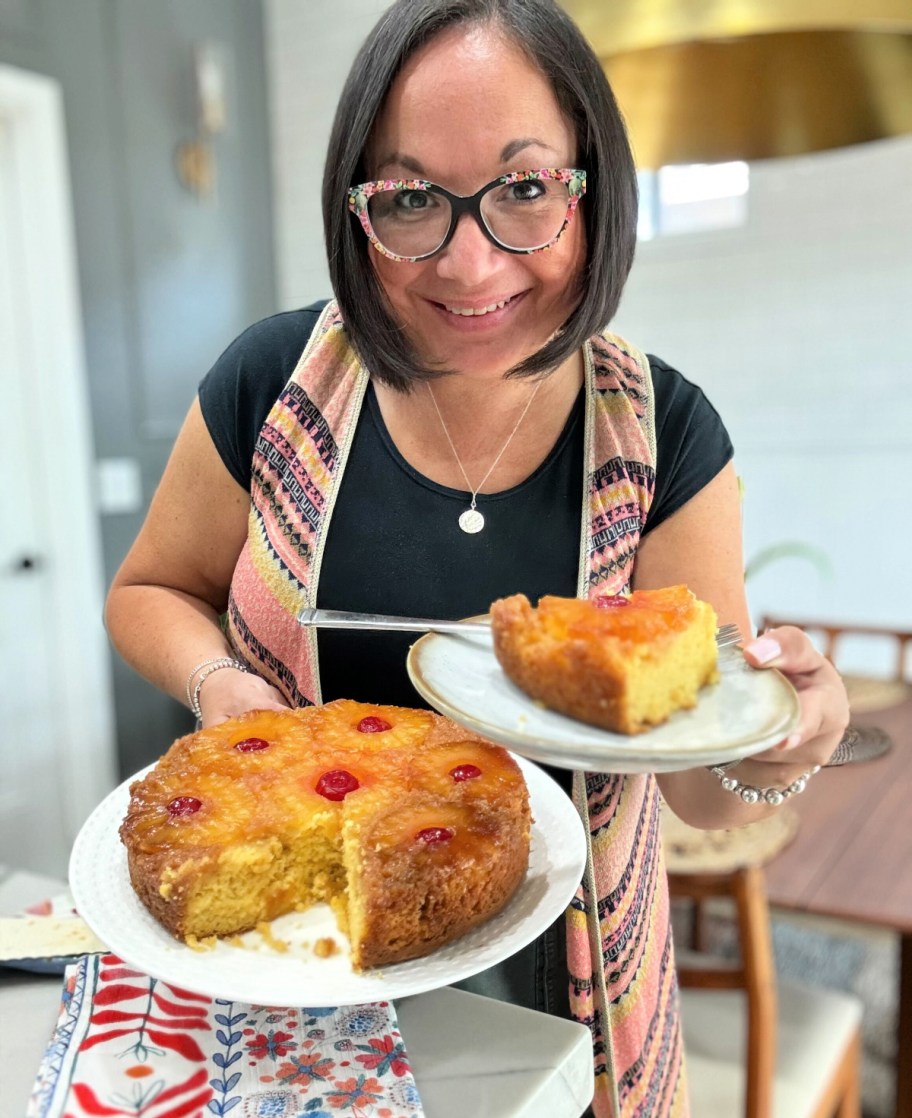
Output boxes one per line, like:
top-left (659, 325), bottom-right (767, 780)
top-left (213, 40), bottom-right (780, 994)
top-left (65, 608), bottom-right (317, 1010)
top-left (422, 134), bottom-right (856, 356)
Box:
top-left (199, 303), bottom-right (733, 790)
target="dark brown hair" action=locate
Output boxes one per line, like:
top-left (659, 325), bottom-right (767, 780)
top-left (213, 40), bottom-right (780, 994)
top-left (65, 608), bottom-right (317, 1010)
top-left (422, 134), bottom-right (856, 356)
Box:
top-left (322, 0), bottom-right (638, 391)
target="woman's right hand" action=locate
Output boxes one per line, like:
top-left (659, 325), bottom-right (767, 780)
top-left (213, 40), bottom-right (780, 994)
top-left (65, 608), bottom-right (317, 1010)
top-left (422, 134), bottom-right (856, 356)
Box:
top-left (196, 667), bottom-right (291, 728)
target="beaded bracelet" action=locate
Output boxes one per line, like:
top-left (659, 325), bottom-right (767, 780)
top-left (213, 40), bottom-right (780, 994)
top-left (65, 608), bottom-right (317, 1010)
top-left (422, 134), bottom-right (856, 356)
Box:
top-left (708, 726), bottom-right (858, 806)
top-left (185, 657), bottom-right (238, 708)
top-left (188, 658), bottom-right (249, 720)
top-left (708, 762), bottom-right (821, 807)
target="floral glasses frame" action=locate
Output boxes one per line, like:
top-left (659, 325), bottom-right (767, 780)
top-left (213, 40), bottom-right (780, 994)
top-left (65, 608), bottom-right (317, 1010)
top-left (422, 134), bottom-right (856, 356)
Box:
top-left (347, 168), bottom-right (587, 262)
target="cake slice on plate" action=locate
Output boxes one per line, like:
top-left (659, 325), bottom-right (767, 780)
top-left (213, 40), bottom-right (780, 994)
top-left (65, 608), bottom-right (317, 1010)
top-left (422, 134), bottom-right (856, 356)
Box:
top-left (490, 585), bottom-right (719, 734)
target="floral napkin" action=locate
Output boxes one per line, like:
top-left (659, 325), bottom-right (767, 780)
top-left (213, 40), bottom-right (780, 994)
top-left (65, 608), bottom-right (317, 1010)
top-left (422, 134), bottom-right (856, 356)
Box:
top-left (27, 953), bottom-right (424, 1118)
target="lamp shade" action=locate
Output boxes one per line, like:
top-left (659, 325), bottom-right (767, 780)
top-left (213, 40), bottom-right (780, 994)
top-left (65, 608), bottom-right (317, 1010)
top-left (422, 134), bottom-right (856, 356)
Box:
top-left (561, 1), bottom-right (912, 167)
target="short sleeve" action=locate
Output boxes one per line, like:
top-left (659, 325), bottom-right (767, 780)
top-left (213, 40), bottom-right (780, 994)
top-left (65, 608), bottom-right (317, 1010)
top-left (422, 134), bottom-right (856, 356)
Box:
top-left (198, 303), bottom-right (327, 489)
top-left (643, 355), bottom-right (734, 536)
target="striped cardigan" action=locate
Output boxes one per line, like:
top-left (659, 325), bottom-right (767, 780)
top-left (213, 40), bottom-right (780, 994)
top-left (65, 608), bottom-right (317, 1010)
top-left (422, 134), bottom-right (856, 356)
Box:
top-left (226, 301), bottom-right (688, 1118)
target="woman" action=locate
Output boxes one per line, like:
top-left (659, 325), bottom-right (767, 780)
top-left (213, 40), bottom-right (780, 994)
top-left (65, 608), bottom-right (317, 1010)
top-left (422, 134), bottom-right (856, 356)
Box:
top-left (105, 1), bottom-right (849, 1114)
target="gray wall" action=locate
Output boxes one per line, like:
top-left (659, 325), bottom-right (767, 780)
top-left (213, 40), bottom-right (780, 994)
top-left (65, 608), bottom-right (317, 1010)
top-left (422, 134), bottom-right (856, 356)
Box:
top-left (0, 0), bottom-right (277, 776)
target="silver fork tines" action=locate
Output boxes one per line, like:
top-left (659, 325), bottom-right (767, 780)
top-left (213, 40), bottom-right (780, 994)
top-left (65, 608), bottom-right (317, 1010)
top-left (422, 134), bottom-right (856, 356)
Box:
top-left (714, 622), bottom-right (742, 648)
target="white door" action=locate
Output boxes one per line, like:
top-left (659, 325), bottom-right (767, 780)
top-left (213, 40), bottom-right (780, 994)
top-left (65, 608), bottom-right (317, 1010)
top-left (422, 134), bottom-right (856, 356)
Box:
top-left (0, 116), bottom-right (72, 875)
top-left (0, 69), bottom-right (117, 880)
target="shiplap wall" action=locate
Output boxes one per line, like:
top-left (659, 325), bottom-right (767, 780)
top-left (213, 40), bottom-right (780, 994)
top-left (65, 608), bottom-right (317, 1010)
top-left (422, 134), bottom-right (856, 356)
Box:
top-left (615, 138), bottom-right (912, 669)
top-left (265, 0), bottom-right (912, 671)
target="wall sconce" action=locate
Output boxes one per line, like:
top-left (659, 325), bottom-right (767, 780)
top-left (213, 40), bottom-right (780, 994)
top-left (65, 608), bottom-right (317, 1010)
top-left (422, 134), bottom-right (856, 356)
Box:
top-left (176, 43), bottom-right (228, 200)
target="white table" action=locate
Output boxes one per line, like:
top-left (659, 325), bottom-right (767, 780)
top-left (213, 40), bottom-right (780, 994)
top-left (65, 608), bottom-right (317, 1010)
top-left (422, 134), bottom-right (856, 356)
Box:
top-left (0, 870), bottom-right (594, 1117)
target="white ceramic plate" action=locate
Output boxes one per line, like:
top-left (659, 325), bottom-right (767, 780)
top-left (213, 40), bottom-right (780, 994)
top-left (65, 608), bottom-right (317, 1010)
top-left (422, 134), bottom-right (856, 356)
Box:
top-left (68, 756), bottom-right (585, 1007)
top-left (407, 629), bottom-right (801, 773)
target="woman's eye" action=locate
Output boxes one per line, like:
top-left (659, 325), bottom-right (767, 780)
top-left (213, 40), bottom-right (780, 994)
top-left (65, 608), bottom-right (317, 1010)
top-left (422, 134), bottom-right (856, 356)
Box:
top-left (394, 190), bottom-right (432, 211)
top-left (507, 179), bottom-right (546, 202)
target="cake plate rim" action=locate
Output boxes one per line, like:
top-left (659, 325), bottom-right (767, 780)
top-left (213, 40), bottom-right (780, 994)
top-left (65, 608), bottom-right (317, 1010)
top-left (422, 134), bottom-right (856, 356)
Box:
top-left (407, 629), bottom-right (801, 772)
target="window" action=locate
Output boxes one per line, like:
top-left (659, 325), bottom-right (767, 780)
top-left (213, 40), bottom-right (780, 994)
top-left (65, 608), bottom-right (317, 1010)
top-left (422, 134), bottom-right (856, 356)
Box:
top-left (637, 161), bottom-right (749, 240)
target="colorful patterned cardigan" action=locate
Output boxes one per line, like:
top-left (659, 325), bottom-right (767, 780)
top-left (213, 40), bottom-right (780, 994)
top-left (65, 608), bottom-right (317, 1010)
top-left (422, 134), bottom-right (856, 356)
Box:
top-left (226, 301), bottom-right (689, 1118)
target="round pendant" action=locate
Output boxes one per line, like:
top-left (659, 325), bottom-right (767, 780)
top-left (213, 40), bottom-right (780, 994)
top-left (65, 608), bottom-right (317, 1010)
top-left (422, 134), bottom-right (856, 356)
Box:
top-left (458, 508), bottom-right (485, 534)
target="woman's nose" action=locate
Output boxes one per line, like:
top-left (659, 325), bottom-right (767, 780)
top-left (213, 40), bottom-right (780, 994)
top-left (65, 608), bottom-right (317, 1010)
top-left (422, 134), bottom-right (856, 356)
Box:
top-left (434, 212), bottom-right (505, 285)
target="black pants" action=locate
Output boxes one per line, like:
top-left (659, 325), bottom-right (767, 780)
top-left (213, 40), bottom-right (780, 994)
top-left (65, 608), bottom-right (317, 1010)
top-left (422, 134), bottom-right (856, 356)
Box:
top-left (453, 909), bottom-right (571, 1016)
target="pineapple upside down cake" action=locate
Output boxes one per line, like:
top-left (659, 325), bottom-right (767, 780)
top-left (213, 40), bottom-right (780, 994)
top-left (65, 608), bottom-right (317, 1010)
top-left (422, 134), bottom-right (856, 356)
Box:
top-left (120, 700), bottom-right (531, 970)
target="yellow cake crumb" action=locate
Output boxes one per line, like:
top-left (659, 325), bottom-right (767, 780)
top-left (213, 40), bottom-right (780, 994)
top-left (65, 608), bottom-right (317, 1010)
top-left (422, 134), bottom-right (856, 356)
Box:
top-left (186, 934), bottom-right (218, 952)
top-left (313, 936), bottom-right (339, 958)
top-left (256, 922), bottom-right (290, 953)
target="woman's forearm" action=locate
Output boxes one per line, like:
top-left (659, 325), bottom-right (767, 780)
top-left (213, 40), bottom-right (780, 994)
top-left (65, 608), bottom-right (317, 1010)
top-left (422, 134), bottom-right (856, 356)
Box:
top-left (105, 578), bottom-right (292, 727)
top-left (103, 400), bottom-right (260, 719)
top-left (657, 754), bottom-right (818, 830)
top-left (105, 582), bottom-right (234, 710)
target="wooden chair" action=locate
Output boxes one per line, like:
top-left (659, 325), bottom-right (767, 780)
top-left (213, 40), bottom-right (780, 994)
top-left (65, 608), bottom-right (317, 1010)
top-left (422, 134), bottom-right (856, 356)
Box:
top-left (670, 864), bottom-right (863, 1118)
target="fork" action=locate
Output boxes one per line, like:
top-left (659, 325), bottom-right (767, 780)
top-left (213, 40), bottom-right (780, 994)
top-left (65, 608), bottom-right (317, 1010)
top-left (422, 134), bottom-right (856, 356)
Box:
top-left (714, 622), bottom-right (742, 648)
top-left (298, 607), bottom-right (743, 647)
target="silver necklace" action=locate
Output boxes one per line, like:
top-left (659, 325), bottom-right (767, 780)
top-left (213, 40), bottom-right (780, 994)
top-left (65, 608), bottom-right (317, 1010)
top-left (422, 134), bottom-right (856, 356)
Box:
top-left (426, 379), bottom-right (543, 534)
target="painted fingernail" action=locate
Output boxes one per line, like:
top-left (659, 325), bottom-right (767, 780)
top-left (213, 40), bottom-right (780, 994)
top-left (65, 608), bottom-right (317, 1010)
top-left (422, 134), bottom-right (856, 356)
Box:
top-left (745, 636), bottom-right (782, 664)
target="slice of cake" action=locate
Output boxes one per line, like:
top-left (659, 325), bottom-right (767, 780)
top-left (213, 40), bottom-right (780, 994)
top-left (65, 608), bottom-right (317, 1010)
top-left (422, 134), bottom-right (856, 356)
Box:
top-left (120, 700), bottom-right (531, 970)
top-left (490, 585), bottom-right (719, 734)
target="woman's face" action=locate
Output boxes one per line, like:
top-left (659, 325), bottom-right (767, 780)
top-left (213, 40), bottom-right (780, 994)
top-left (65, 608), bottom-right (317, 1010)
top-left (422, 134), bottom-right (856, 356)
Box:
top-left (365, 25), bottom-right (587, 381)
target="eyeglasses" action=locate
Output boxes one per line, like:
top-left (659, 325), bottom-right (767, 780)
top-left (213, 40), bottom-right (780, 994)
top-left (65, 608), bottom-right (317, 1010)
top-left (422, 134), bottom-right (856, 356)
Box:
top-left (348, 168), bottom-right (586, 262)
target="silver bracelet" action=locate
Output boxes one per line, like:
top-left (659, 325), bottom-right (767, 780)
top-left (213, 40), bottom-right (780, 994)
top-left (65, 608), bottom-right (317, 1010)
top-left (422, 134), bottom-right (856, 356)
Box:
top-left (185, 657), bottom-right (238, 707)
top-left (708, 762), bottom-right (821, 807)
top-left (188, 658), bottom-right (249, 720)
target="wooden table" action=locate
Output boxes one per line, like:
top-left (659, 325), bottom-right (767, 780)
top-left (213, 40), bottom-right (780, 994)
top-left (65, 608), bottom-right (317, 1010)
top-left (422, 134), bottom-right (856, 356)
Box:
top-left (763, 697), bottom-right (912, 1118)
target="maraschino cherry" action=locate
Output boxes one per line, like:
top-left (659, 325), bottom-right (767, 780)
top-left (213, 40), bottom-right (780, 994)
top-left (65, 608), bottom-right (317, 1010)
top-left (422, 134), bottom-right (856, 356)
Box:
top-left (234, 737), bottom-right (270, 752)
top-left (595, 594), bottom-right (629, 608)
top-left (316, 770), bottom-right (360, 801)
top-left (167, 796), bottom-right (202, 817)
top-left (415, 826), bottom-right (455, 844)
top-left (357, 716), bottom-right (392, 733)
top-left (450, 764), bottom-right (482, 782)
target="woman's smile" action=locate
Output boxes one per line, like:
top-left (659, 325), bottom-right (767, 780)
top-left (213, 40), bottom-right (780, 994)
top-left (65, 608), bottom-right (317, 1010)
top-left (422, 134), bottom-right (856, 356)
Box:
top-left (430, 289), bottom-right (527, 328)
top-left (439, 294), bottom-right (519, 316)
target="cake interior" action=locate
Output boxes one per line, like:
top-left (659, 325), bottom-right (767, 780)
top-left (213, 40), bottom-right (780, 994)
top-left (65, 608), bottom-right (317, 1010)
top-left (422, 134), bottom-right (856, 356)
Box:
top-left (161, 821), bottom-right (351, 942)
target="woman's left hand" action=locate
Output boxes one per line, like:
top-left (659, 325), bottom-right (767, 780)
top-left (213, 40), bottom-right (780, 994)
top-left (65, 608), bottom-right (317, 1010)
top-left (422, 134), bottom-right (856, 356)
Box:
top-left (741, 624), bottom-right (850, 768)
